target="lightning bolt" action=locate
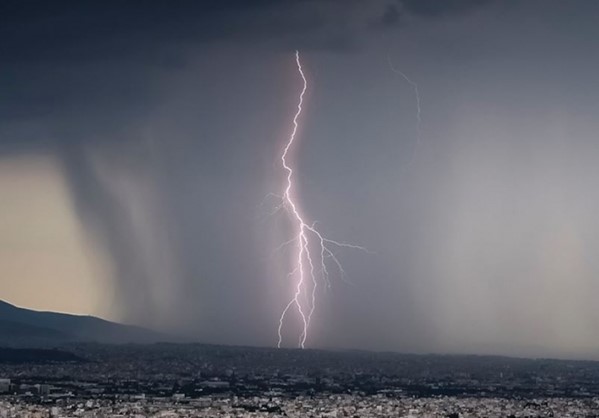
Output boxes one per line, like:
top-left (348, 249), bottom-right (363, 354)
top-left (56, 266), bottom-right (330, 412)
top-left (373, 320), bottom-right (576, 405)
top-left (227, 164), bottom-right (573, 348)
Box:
top-left (276, 50), bottom-right (369, 349)
top-left (387, 54), bottom-right (422, 166)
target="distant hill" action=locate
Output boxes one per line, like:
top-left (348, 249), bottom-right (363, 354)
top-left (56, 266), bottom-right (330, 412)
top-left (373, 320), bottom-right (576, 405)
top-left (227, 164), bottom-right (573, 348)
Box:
top-left (0, 319), bottom-right (75, 346)
top-left (0, 347), bottom-right (85, 364)
top-left (0, 300), bottom-right (172, 346)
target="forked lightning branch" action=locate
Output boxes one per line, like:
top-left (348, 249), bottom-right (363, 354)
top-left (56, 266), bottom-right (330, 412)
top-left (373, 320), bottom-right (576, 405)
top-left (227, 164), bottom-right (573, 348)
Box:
top-left (275, 51), bottom-right (368, 349)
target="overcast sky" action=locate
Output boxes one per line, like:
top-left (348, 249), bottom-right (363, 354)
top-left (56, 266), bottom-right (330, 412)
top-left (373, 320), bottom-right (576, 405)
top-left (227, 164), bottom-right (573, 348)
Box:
top-left (2, 0), bottom-right (599, 359)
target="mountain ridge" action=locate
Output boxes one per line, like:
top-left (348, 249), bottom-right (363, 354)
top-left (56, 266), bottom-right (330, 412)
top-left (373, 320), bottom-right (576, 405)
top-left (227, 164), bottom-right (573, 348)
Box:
top-left (0, 299), bottom-right (174, 346)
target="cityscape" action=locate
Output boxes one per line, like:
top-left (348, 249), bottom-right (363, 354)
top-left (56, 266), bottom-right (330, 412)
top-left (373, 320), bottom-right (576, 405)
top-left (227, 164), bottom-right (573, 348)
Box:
top-left (2, 344), bottom-right (599, 416)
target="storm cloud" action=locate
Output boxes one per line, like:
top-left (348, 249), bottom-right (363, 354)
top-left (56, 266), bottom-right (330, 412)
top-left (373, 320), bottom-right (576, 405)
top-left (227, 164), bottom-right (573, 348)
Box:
top-left (2, 0), bottom-right (599, 359)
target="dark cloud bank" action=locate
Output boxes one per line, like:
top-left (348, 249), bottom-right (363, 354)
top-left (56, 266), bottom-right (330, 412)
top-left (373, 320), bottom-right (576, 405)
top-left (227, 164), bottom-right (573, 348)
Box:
top-left (4, 0), bottom-right (599, 359)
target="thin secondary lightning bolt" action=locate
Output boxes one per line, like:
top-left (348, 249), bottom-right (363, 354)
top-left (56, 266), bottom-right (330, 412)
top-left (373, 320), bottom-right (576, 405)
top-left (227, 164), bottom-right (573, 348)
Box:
top-left (276, 51), bottom-right (368, 349)
top-left (388, 54), bottom-right (422, 165)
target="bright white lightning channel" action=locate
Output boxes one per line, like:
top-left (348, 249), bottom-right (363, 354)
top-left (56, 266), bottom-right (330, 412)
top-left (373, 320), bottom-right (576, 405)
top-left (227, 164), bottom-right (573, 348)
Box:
top-left (276, 50), bottom-right (368, 349)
